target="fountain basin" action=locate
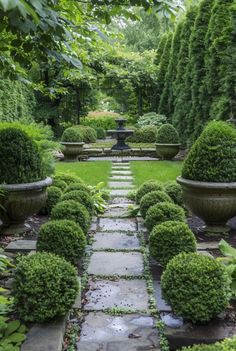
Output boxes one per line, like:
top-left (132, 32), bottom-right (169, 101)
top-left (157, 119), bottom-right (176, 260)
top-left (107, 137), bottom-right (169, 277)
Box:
top-left (108, 119), bottom-right (134, 151)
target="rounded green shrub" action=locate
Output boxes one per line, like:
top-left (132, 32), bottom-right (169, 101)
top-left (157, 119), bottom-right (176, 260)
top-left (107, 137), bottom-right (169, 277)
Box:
top-left (53, 174), bottom-right (83, 185)
top-left (52, 178), bottom-right (67, 191)
top-left (61, 127), bottom-right (83, 142)
top-left (13, 252), bottom-right (79, 322)
top-left (145, 202), bottom-right (185, 231)
top-left (137, 112), bottom-right (167, 127)
top-left (149, 221), bottom-right (196, 266)
top-left (41, 186), bottom-right (62, 215)
top-left (37, 220), bottom-right (86, 264)
top-left (161, 253), bottom-right (230, 323)
top-left (76, 126), bottom-right (97, 143)
top-left (140, 190), bottom-right (172, 218)
top-left (95, 127), bottom-right (106, 139)
top-left (61, 190), bottom-right (94, 215)
top-left (136, 180), bottom-right (164, 204)
top-left (0, 127), bottom-right (44, 184)
top-left (51, 200), bottom-right (90, 233)
top-left (65, 182), bottom-right (90, 194)
top-left (129, 126), bottom-right (158, 143)
top-left (180, 336), bottom-right (236, 350)
top-left (163, 181), bottom-right (183, 206)
top-left (182, 121), bottom-right (236, 182)
top-left (156, 123), bottom-right (180, 144)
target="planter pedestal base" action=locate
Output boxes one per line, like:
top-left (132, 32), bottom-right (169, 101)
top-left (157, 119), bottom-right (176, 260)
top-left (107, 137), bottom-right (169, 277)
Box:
top-left (1, 223), bottom-right (31, 236)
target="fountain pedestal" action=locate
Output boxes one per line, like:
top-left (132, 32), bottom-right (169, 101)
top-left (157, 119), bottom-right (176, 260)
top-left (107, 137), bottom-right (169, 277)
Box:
top-left (108, 119), bottom-right (134, 151)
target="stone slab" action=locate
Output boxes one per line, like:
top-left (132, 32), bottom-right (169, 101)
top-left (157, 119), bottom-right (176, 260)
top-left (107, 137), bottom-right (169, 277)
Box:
top-left (110, 197), bottom-right (134, 205)
top-left (21, 316), bottom-right (67, 351)
top-left (153, 280), bottom-right (171, 313)
top-left (88, 252), bottom-right (144, 276)
top-left (92, 232), bottom-right (140, 250)
top-left (109, 181), bottom-right (133, 189)
top-left (77, 312), bottom-right (160, 351)
top-left (6, 239), bottom-right (36, 253)
top-left (110, 189), bottom-right (130, 197)
top-left (112, 166), bottom-right (130, 170)
top-left (100, 205), bottom-right (131, 218)
top-left (98, 218), bottom-right (137, 232)
top-left (111, 171), bottom-right (132, 175)
top-left (110, 176), bottom-right (133, 181)
top-left (197, 241), bottom-right (219, 250)
top-left (85, 279), bottom-right (148, 310)
top-left (137, 217), bottom-right (148, 233)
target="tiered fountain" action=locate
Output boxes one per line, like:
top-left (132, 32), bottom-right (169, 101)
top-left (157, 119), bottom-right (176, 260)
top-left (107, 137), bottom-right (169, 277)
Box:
top-left (108, 118), bottom-right (134, 151)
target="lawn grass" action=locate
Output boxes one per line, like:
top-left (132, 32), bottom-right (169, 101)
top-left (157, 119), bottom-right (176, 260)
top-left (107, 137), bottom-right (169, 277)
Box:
top-left (130, 161), bottom-right (183, 187)
top-left (55, 161), bottom-right (112, 186)
top-left (85, 142), bottom-right (155, 149)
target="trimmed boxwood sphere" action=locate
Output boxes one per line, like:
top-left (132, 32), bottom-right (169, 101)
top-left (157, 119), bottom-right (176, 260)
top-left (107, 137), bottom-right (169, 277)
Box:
top-left (182, 121), bottom-right (236, 182)
top-left (136, 180), bottom-right (164, 204)
top-left (52, 178), bottom-right (67, 191)
top-left (161, 253), bottom-right (230, 323)
top-left (53, 174), bottom-right (83, 185)
top-left (156, 123), bottom-right (180, 144)
top-left (65, 182), bottom-right (90, 194)
top-left (95, 127), bottom-right (106, 139)
top-left (41, 186), bottom-right (62, 215)
top-left (76, 126), bottom-right (97, 143)
top-left (37, 220), bottom-right (86, 264)
top-left (13, 252), bottom-right (79, 322)
top-left (163, 181), bottom-right (183, 206)
top-left (180, 337), bottom-right (236, 351)
top-left (145, 202), bottom-right (185, 231)
top-left (140, 190), bottom-right (172, 218)
top-left (51, 200), bottom-right (91, 233)
top-left (61, 190), bottom-right (94, 216)
top-left (0, 127), bottom-right (44, 184)
top-left (149, 221), bottom-right (196, 266)
top-left (61, 127), bottom-right (83, 142)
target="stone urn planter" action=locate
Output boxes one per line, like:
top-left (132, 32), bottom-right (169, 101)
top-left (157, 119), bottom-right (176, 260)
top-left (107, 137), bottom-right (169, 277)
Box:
top-left (0, 177), bottom-right (52, 234)
top-left (61, 142), bottom-right (84, 162)
top-left (156, 143), bottom-right (180, 160)
top-left (177, 177), bottom-right (236, 234)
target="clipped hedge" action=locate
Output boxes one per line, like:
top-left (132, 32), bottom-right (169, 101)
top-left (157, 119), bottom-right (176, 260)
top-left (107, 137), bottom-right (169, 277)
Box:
top-left (140, 190), bottom-right (172, 218)
top-left (61, 127), bottom-right (83, 142)
top-left (41, 186), bottom-right (62, 215)
top-left (37, 220), bottom-right (86, 264)
top-left (61, 190), bottom-right (94, 216)
top-left (128, 126), bottom-right (158, 143)
top-left (13, 252), bottom-right (79, 322)
top-left (53, 174), bottom-right (83, 185)
top-left (76, 125), bottom-right (97, 143)
top-left (156, 123), bottom-right (180, 144)
top-left (52, 179), bottom-right (67, 191)
top-left (164, 181), bottom-right (183, 206)
top-left (161, 253), bottom-right (230, 323)
top-left (180, 336), bottom-right (236, 350)
top-left (136, 180), bottom-right (164, 204)
top-left (65, 182), bottom-right (90, 194)
top-left (95, 127), bottom-right (106, 139)
top-left (149, 221), bottom-right (196, 266)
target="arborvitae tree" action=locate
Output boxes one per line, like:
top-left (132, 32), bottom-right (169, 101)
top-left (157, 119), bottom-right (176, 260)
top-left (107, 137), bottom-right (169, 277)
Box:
top-left (154, 33), bottom-right (169, 66)
top-left (187, 0), bottom-right (215, 141)
top-left (155, 31), bottom-right (173, 111)
top-left (158, 20), bottom-right (184, 117)
top-left (172, 6), bottom-right (198, 144)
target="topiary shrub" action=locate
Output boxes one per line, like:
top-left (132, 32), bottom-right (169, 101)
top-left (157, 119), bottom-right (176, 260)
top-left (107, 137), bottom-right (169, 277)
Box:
top-left (128, 126), bottom-right (158, 143)
top-left (140, 190), bottom-right (172, 218)
top-left (76, 125), bottom-right (97, 143)
top-left (156, 123), bottom-right (180, 144)
top-left (37, 220), bottom-right (86, 264)
top-left (41, 186), bottom-right (62, 215)
top-left (95, 127), bottom-right (106, 139)
top-left (161, 253), bottom-right (230, 323)
top-left (180, 336), bottom-right (236, 351)
top-left (149, 221), bottom-right (196, 266)
top-left (182, 121), bottom-right (236, 182)
top-left (61, 127), bottom-right (83, 142)
top-left (145, 202), bottom-right (185, 231)
top-left (164, 181), bottom-right (183, 206)
top-left (61, 190), bottom-right (94, 215)
top-left (53, 174), bottom-right (82, 185)
top-left (65, 182), bottom-right (90, 194)
top-left (51, 200), bottom-right (90, 233)
top-left (0, 127), bottom-right (44, 184)
top-left (52, 178), bottom-right (67, 191)
top-left (136, 180), bottom-right (164, 204)
top-left (13, 252), bottom-right (79, 322)
top-left (137, 112), bottom-right (167, 127)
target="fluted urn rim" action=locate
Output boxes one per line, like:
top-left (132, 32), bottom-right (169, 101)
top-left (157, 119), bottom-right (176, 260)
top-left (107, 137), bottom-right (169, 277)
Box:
top-left (0, 177), bottom-right (52, 192)
top-left (177, 176), bottom-right (236, 190)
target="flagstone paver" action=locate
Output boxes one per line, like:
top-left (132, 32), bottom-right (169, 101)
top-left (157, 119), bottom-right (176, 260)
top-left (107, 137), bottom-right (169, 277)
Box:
top-left (100, 204), bottom-right (131, 218)
top-left (110, 197), bottom-right (134, 204)
top-left (88, 251), bottom-right (144, 276)
top-left (109, 181), bottom-right (133, 188)
top-left (111, 170), bottom-right (132, 175)
top-left (6, 239), bottom-right (36, 253)
top-left (92, 232), bottom-right (140, 250)
top-left (110, 175), bottom-right (133, 181)
top-left (85, 279), bottom-right (149, 310)
top-left (98, 218), bottom-right (137, 232)
top-left (110, 189), bottom-right (131, 197)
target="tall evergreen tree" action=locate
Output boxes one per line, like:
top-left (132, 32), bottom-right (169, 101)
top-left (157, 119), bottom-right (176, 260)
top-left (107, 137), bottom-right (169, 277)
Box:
top-left (172, 6), bottom-right (198, 144)
top-left (158, 20), bottom-right (184, 117)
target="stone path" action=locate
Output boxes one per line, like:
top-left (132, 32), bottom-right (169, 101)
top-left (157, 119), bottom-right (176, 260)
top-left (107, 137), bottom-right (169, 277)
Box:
top-left (77, 161), bottom-right (160, 350)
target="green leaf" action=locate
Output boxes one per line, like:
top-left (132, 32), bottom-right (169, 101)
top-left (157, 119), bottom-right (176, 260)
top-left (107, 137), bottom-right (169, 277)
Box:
top-left (219, 239), bottom-right (236, 258)
top-left (4, 320), bottom-right (21, 337)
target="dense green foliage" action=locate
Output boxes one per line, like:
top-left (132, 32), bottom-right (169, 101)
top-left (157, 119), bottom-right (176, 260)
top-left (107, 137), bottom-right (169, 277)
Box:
top-left (13, 252), bottom-right (79, 322)
top-left (41, 186), bottom-right (62, 215)
top-left (61, 127), bottom-right (83, 143)
top-left (53, 174), bottom-right (82, 185)
top-left (156, 123), bottom-right (180, 144)
top-left (52, 179), bottom-right (67, 191)
top-left (81, 116), bottom-right (116, 131)
top-left (140, 190), bottom-right (172, 218)
top-left (95, 127), bottom-right (106, 139)
top-left (163, 181), bottom-right (183, 206)
top-left (182, 121), bottom-right (236, 182)
top-left (145, 201), bottom-right (185, 231)
top-left (180, 337), bottom-right (236, 350)
top-left (129, 126), bottom-right (158, 143)
top-left (136, 180), bottom-right (164, 204)
top-left (76, 126), bottom-right (97, 143)
top-left (0, 128), bottom-right (44, 184)
top-left (51, 200), bottom-right (90, 233)
top-left (149, 221), bottom-right (196, 266)
top-left (61, 190), bottom-right (94, 216)
top-left (161, 253), bottom-right (230, 323)
top-left (65, 182), bottom-right (90, 194)
top-left (137, 112), bottom-right (167, 127)
top-left (37, 220), bottom-right (86, 264)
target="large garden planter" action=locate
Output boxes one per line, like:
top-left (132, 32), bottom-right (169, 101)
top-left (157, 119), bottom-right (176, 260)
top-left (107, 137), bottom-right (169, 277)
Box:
top-left (177, 176), bottom-right (236, 234)
top-left (61, 142), bottom-right (84, 162)
top-left (156, 143), bottom-right (180, 160)
top-left (0, 177), bottom-right (52, 234)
